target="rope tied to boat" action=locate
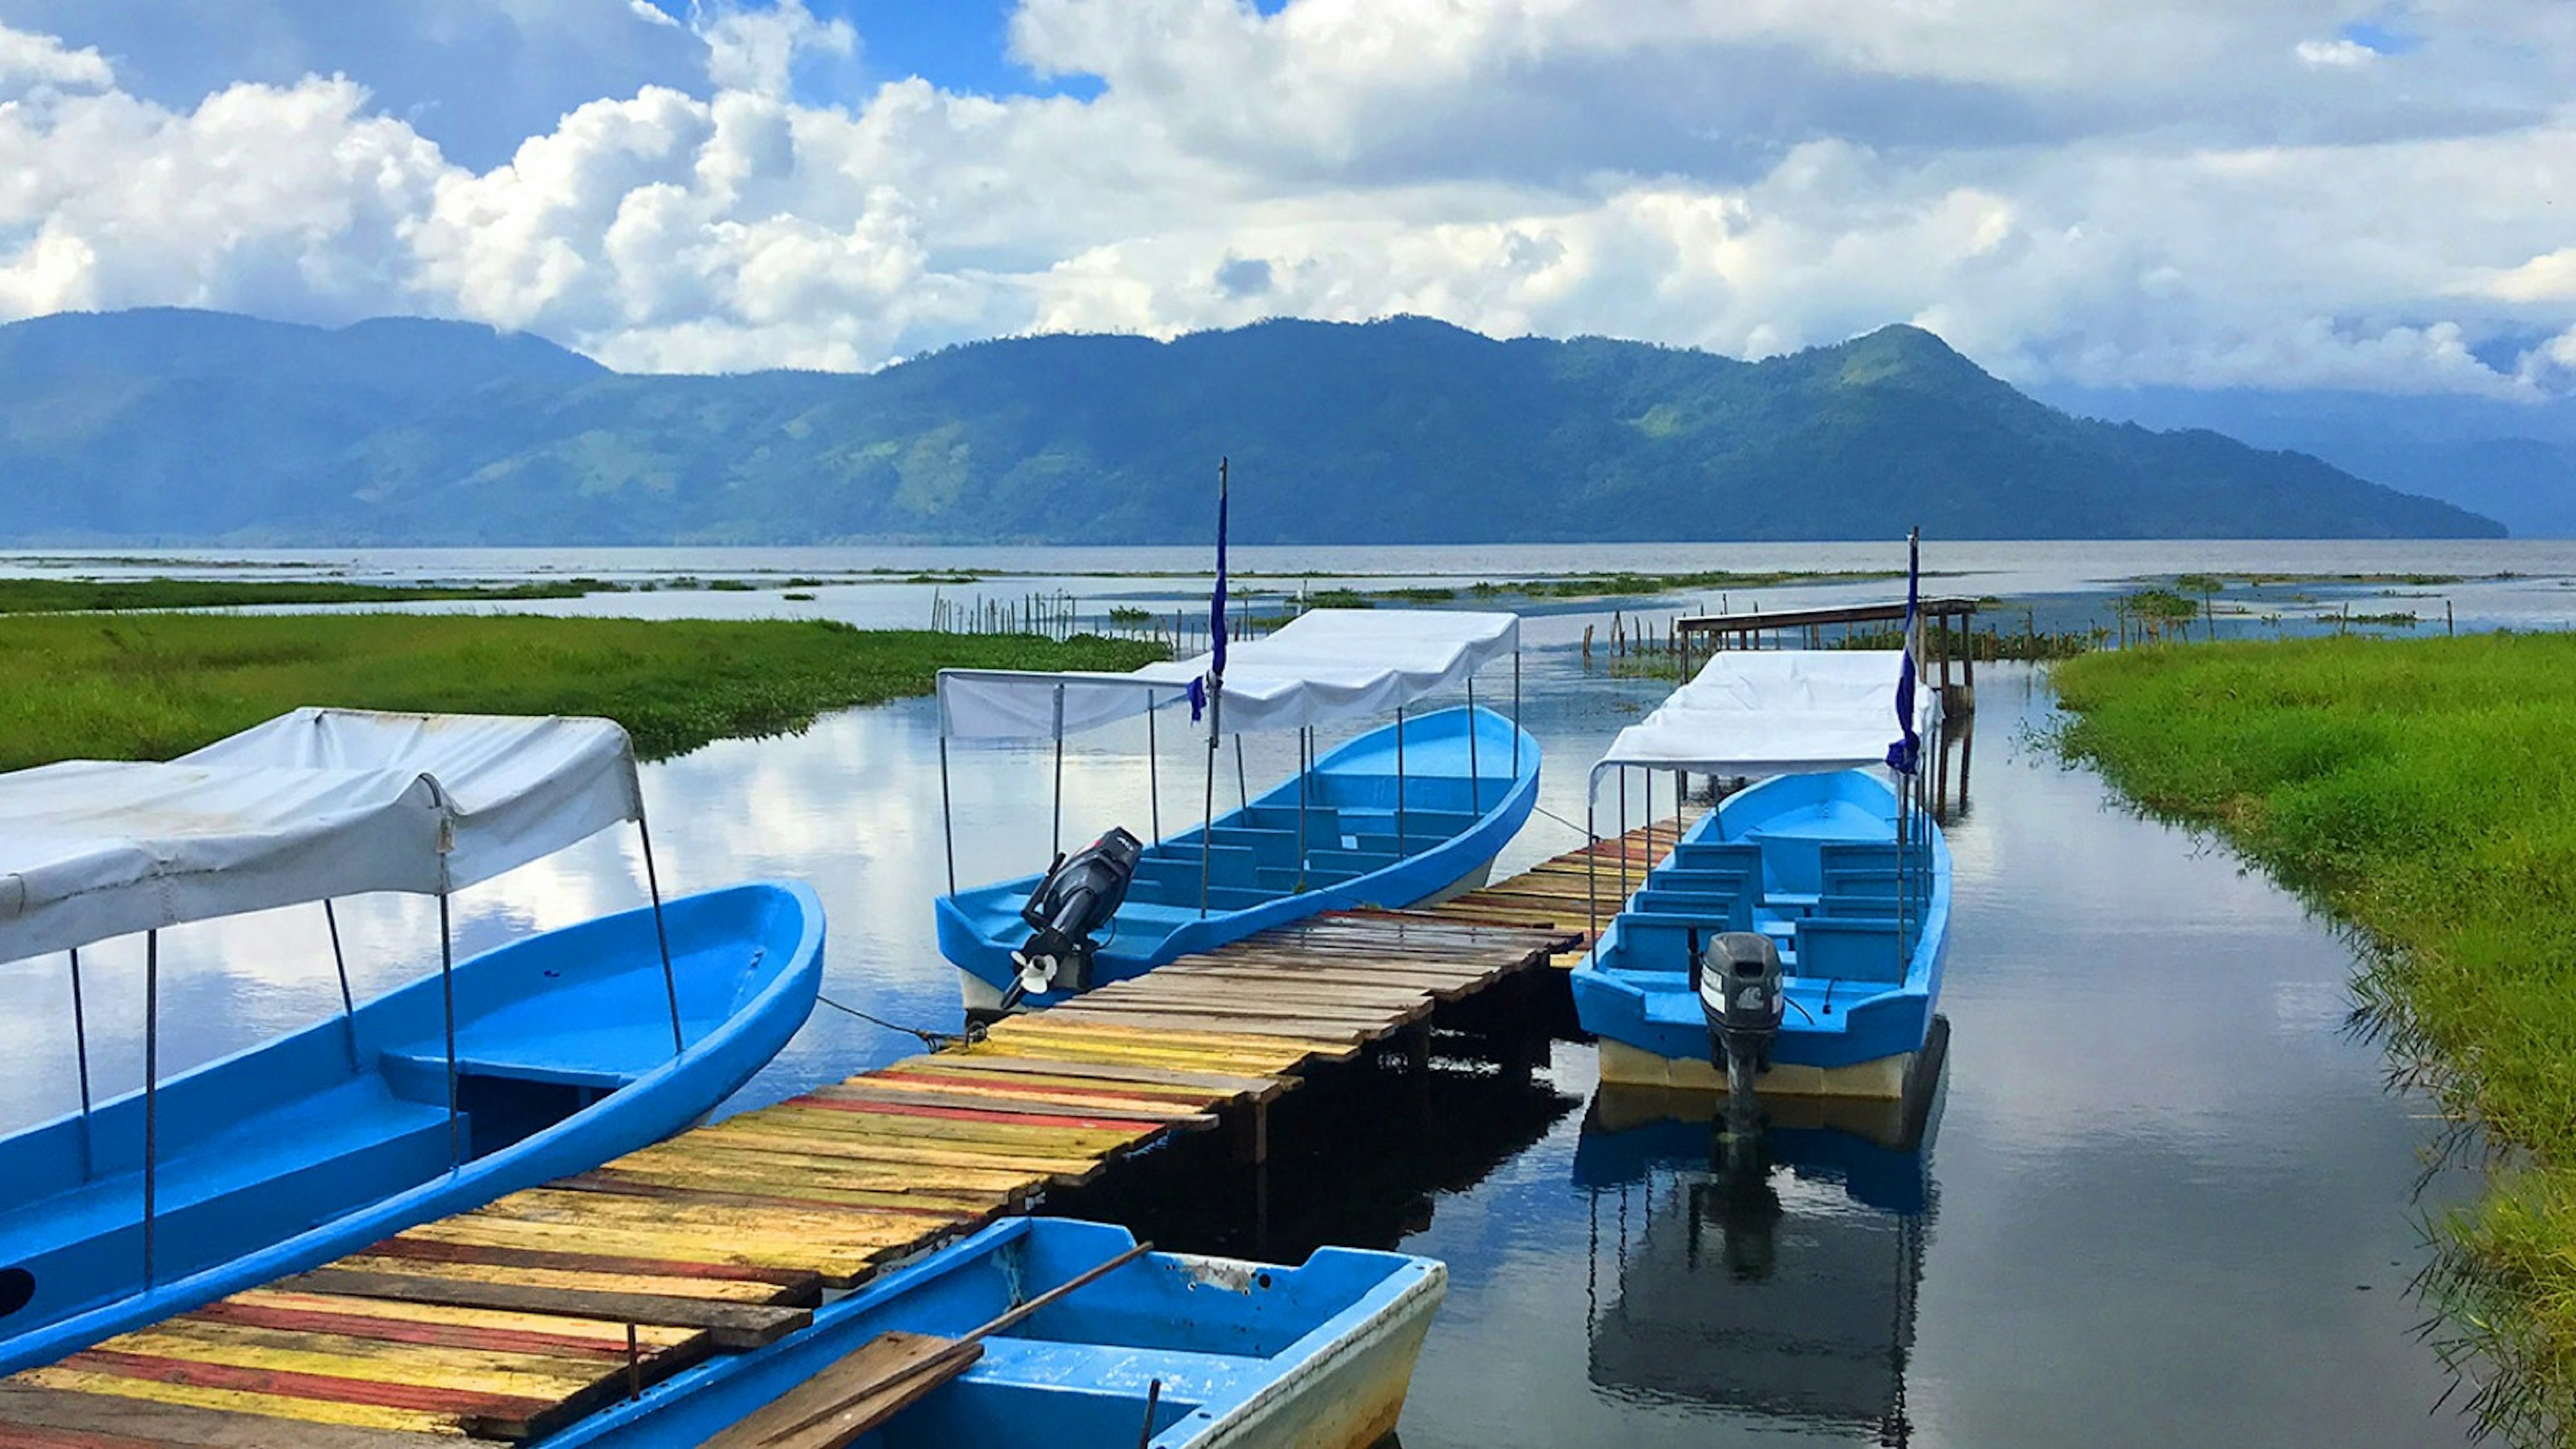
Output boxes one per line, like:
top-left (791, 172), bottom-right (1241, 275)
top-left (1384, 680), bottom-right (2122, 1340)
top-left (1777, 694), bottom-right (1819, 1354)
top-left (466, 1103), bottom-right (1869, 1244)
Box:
top-left (816, 994), bottom-right (986, 1049)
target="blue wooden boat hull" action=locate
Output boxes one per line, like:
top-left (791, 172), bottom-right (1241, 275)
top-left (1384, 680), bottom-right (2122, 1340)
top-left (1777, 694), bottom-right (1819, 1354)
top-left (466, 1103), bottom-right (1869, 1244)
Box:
top-left (538, 1216), bottom-right (1447, 1448)
top-left (939, 704), bottom-right (1538, 1010)
top-left (1570, 769), bottom-right (1950, 1095)
top-left (0, 881), bottom-right (825, 1375)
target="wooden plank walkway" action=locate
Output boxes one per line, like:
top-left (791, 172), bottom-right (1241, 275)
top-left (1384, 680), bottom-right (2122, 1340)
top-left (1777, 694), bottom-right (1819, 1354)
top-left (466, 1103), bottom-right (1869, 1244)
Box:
top-left (1425, 806), bottom-right (1705, 949)
top-left (0, 822), bottom-right (1682, 1447)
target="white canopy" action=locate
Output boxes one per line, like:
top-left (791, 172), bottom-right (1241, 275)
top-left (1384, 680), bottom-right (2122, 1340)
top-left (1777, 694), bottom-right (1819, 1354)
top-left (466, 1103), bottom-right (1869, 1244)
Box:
top-left (0, 709), bottom-right (644, 964)
top-left (938, 608), bottom-right (1521, 741)
top-left (1591, 650), bottom-right (1939, 782)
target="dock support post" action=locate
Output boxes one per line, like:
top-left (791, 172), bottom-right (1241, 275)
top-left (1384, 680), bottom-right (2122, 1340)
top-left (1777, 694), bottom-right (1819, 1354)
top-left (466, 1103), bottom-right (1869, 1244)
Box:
top-left (1406, 1019), bottom-right (1432, 1073)
top-left (68, 948), bottom-right (93, 1179)
top-left (1230, 1098), bottom-right (1270, 1165)
top-left (639, 814), bottom-right (684, 1055)
top-left (142, 930), bottom-right (159, 1289)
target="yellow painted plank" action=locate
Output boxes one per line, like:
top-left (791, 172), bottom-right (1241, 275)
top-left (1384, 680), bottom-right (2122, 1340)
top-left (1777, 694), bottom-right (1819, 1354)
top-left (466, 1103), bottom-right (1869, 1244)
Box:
top-left (618, 1139), bottom-right (1044, 1194)
top-left (867, 1066), bottom-right (1231, 1112)
top-left (405, 1216), bottom-right (908, 1279)
top-left (17, 1367), bottom-right (461, 1437)
top-left (96, 1322), bottom-right (604, 1397)
top-left (224, 1291), bottom-right (698, 1348)
top-left (593, 1156), bottom-right (1025, 1205)
top-left (749, 1104), bottom-right (1155, 1153)
top-left (482, 1189), bottom-right (971, 1238)
top-left (681, 1121), bottom-right (1103, 1177)
top-left (333, 1254), bottom-right (790, 1303)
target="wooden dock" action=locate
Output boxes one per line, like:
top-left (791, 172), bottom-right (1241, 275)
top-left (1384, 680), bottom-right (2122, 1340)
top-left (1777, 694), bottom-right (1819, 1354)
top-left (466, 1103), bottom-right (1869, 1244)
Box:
top-left (0, 823), bottom-right (1678, 1447)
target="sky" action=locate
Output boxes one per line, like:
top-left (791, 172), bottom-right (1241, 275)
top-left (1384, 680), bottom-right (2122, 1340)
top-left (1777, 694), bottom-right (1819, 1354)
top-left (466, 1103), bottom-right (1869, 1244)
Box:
top-left (0, 0), bottom-right (2571, 396)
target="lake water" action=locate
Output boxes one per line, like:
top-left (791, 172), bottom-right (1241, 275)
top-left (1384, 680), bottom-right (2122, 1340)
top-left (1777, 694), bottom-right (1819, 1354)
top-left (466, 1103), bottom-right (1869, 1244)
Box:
top-left (3, 539), bottom-right (2561, 1442)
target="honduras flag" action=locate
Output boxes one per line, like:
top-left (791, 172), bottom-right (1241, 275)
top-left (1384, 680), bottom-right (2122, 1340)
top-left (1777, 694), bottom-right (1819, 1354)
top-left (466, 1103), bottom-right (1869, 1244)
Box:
top-left (1885, 528), bottom-right (1921, 775)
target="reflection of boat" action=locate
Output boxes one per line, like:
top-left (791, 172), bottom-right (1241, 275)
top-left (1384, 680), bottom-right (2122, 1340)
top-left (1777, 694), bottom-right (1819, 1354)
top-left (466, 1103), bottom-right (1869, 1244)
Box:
top-left (934, 610), bottom-right (1538, 1013)
top-left (1578, 541), bottom-right (1951, 1102)
top-left (0, 710), bottom-right (824, 1372)
top-left (1573, 1033), bottom-right (1944, 1439)
top-left (541, 1216), bottom-right (1445, 1449)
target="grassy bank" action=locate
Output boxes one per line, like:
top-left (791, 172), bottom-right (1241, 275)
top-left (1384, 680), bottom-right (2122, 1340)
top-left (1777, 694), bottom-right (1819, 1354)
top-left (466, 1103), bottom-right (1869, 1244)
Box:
top-left (1, 613), bottom-right (1163, 769)
top-left (2051, 633), bottom-right (2576, 1438)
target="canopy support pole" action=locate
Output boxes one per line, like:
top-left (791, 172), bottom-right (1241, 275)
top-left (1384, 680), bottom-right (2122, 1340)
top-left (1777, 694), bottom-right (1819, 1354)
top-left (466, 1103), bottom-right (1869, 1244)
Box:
top-left (1395, 707), bottom-right (1409, 855)
top-left (1466, 678), bottom-right (1481, 814)
top-left (938, 734), bottom-right (958, 896)
top-left (1585, 780), bottom-right (1600, 946)
top-left (1619, 767), bottom-right (1631, 904)
top-left (1295, 726), bottom-right (1309, 894)
top-left (1146, 703), bottom-right (1161, 842)
top-left (1199, 692), bottom-right (1222, 920)
top-left (1235, 734), bottom-right (1248, 811)
top-left (440, 892), bottom-right (461, 1169)
top-left (639, 815), bottom-right (684, 1055)
top-left (68, 948), bottom-right (93, 1179)
top-left (1051, 684), bottom-right (1067, 859)
top-left (1511, 648), bottom-right (1523, 780)
top-left (142, 930), bottom-right (158, 1289)
top-left (324, 900), bottom-right (358, 1066)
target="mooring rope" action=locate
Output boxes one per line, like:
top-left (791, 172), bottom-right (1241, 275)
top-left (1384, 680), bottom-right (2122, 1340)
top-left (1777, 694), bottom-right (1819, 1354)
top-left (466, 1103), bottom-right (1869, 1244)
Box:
top-left (816, 993), bottom-right (984, 1049)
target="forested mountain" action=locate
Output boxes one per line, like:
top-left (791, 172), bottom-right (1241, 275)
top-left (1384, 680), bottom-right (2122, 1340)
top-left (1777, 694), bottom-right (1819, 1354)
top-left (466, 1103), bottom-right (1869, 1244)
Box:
top-left (0, 309), bottom-right (2502, 543)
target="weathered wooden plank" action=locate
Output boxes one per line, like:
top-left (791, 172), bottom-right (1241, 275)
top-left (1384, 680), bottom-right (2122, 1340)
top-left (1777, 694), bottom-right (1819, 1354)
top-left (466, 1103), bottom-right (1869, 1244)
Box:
top-left (906, 1051), bottom-right (1290, 1101)
top-left (88, 1324), bottom-right (606, 1401)
top-left (358, 1234), bottom-right (817, 1291)
top-left (397, 1216), bottom-right (904, 1285)
top-left (614, 1136), bottom-right (1051, 1194)
top-left (1036, 1004), bottom-right (1387, 1040)
top-left (279, 1271), bottom-right (812, 1351)
top-left (472, 1188), bottom-right (972, 1239)
top-left (867, 1063), bottom-right (1232, 1109)
top-left (11, 1372), bottom-right (455, 1440)
top-left (701, 1331), bottom-right (977, 1449)
top-left (184, 1299), bottom-right (698, 1364)
top-left (333, 1253), bottom-right (796, 1305)
top-left (0, 1383), bottom-right (459, 1447)
top-left (578, 1159), bottom-right (1025, 1210)
top-left (684, 1120), bottom-right (1107, 1181)
top-left (809, 1081), bottom-right (1217, 1127)
top-left (751, 1102), bottom-right (1151, 1153)
top-left (792, 1087), bottom-right (1196, 1134)
top-left (554, 1175), bottom-right (1008, 1228)
top-left (56, 1348), bottom-right (559, 1428)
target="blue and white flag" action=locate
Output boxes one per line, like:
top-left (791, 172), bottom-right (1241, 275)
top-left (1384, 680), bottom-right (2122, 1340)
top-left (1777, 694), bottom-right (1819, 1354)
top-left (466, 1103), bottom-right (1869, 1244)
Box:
top-left (1885, 528), bottom-right (1921, 775)
top-left (1192, 458), bottom-right (1230, 724)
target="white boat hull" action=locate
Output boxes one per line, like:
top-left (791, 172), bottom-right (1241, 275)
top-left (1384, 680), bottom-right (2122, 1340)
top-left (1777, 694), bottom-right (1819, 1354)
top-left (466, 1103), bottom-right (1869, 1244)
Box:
top-left (1189, 1254), bottom-right (1448, 1449)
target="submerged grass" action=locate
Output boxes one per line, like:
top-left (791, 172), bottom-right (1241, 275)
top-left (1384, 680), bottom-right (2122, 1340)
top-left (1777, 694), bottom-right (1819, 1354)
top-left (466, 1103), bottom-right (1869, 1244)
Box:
top-left (2050, 633), bottom-right (2576, 1441)
top-left (0, 613), bottom-right (1164, 769)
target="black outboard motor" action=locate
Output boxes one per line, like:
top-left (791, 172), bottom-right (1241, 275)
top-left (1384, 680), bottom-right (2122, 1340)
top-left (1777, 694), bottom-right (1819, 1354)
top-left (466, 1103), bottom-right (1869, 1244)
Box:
top-left (1696, 931), bottom-right (1784, 1132)
top-left (1000, 826), bottom-right (1144, 1010)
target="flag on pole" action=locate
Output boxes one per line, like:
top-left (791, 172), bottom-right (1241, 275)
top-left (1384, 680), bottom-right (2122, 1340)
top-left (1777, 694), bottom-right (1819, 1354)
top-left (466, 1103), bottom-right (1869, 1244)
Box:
top-left (1884, 527), bottom-right (1922, 775)
top-left (1191, 458), bottom-right (1230, 724)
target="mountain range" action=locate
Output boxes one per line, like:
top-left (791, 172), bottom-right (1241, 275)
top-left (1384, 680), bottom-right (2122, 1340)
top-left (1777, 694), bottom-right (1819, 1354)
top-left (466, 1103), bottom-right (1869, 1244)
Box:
top-left (0, 308), bottom-right (2505, 544)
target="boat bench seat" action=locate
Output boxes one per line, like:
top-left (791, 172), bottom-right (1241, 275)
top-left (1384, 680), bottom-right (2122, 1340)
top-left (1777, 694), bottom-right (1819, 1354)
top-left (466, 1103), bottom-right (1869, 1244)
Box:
top-left (0, 1078), bottom-right (452, 1296)
top-left (1138, 844), bottom-right (1261, 889)
top-left (1238, 805), bottom-right (1342, 841)
top-left (1302, 849), bottom-right (1401, 878)
top-left (1672, 842), bottom-right (1763, 875)
top-left (1792, 917), bottom-right (1908, 984)
top-left (1333, 807), bottom-right (1475, 841)
top-left (1120, 878), bottom-right (1272, 913)
top-left (1625, 890), bottom-right (1752, 930)
top-left (1823, 867), bottom-right (1900, 900)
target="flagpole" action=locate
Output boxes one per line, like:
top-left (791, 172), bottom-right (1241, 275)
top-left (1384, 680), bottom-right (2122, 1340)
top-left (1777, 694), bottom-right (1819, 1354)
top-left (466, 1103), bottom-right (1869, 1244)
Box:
top-left (1199, 458), bottom-right (1229, 919)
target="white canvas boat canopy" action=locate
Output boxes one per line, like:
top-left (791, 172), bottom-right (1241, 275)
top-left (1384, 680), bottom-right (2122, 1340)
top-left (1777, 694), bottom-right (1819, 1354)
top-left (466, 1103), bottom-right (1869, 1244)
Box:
top-left (938, 608), bottom-right (1521, 740)
top-left (1591, 650), bottom-right (1939, 784)
top-left (0, 708), bottom-right (644, 963)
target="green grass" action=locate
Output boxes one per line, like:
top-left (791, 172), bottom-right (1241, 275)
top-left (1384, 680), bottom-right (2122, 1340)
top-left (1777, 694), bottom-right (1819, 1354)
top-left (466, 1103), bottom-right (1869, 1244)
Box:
top-left (2051, 633), bottom-right (2576, 1440)
top-left (0, 577), bottom-right (616, 613)
top-left (0, 613), bottom-right (1165, 769)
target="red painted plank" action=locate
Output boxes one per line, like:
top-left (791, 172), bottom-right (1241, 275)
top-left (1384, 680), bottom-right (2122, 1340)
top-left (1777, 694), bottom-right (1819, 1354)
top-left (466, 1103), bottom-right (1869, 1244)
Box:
top-left (362, 1234), bottom-right (813, 1286)
top-left (184, 1301), bottom-right (644, 1362)
top-left (62, 1348), bottom-right (557, 1421)
top-left (781, 1094), bottom-right (1152, 1134)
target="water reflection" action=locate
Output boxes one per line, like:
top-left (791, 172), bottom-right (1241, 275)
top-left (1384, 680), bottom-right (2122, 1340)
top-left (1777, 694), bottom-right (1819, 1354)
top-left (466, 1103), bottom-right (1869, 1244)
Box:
top-left (1574, 1067), bottom-right (1941, 1442)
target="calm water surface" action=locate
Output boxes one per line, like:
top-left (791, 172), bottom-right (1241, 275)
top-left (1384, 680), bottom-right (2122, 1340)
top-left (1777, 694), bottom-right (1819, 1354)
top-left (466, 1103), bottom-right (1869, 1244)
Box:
top-left (0, 542), bottom-right (2546, 1443)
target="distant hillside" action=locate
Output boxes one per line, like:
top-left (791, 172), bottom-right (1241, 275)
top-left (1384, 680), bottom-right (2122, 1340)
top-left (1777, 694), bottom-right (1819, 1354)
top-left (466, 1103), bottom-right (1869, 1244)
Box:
top-left (2042, 382), bottom-right (2576, 538)
top-left (0, 309), bottom-right (2502, 543)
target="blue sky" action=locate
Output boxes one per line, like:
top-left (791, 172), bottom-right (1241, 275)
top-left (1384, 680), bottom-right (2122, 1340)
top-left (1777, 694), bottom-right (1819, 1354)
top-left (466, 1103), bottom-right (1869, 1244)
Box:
top-left (0, 0), bottom-right (2569, 393)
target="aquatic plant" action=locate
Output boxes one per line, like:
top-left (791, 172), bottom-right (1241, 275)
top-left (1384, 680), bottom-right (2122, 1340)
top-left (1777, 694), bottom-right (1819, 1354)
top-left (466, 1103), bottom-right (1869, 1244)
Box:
top-left (2052, 633), bottom-right (2576, 1444)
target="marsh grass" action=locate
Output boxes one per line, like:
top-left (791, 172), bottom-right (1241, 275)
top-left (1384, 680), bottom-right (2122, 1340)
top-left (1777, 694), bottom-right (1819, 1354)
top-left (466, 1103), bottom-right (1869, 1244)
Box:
top-left (2052, 633), bottom-right (2576, 1442)
top-left (1, 613), bottom-right (1164, 769)
top-left (0, 578), bottom-right (612, 613)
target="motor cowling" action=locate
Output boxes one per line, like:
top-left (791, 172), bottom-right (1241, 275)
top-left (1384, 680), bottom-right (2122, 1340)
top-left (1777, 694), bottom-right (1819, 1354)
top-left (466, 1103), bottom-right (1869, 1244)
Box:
top-left (1699, 931), bottom-right (1785, 1063)
top-left (1002, 826), bottom-right (1144, 1009)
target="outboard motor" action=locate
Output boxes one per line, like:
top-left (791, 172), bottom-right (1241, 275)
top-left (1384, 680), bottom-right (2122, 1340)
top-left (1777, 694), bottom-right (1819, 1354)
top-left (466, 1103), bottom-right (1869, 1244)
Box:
top-left (1000, 827), bottom-right (1144, 1010)
top-left (1697, 931), bottom-right (1784, 1130)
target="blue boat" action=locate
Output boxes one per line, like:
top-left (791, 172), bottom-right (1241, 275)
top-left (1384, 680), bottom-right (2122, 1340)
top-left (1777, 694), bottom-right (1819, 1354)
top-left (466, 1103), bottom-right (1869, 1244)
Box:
top-left (1568, 643), bottom-right (1948, 1100)
top-left (934, 610), bottom-right (1536, 1013)
top-left (538, 1216), bottom-right (1446, 1449)
top-left (0, 710), bottom-right (826, 1373)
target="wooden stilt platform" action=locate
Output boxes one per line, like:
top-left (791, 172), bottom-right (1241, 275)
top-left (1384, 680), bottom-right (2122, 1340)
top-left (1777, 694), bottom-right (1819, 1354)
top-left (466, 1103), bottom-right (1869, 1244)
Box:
top-left (0, 822), bottom-right (1684, 1446)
